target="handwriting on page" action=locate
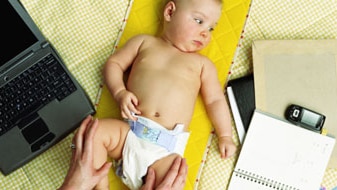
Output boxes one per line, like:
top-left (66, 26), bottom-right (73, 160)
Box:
top-left (290, 141), bottom-right (331, 184)
top-left (235, 112), bottom-right (335, 190)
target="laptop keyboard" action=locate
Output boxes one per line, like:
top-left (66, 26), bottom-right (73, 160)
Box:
top-left (0, 54), bottom-right (77, 136)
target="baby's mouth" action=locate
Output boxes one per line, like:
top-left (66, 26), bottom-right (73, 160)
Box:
top-left (193, 40), bottom-right (203, 47)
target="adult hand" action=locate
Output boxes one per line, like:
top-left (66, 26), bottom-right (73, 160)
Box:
top-left (140, 156), bottom-right (188, 190)
top-left (58, 115), bottom-right (112, 190)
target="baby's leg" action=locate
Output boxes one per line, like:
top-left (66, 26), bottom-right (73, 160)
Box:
top-left (93, 118), bottom-right (130, 190)
top-left (148, 153), bottom-right (182, 188)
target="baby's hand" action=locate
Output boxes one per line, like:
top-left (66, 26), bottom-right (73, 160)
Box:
top-left (218, 136), bottom-right (237, 159)
top-left (114, 89), bottom-right (141, 120)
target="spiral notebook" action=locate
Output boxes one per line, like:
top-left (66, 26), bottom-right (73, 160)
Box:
top-left (252, 39), bottom-right (337, 168)
top-left (228, 110), bottom-right (335, 190)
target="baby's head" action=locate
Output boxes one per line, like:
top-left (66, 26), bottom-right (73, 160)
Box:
top-left (161, 0), bottom-right (222, 53)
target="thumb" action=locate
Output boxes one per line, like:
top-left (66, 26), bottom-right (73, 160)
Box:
top-left (140, 168), bottom-right (156, 190)
top-left (96, 162), bottom-right (112, 179)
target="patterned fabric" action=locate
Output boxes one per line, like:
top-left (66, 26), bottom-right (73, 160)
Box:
top-left (199, 0), bottom-right (337, 189)
top-left (2, 0), bottom-right (334, 189)
top-left (0, 1), bottom-right (132, 189)
top-left (230, 0), bottom-right (337, 80)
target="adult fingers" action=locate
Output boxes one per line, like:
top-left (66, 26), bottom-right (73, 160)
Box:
top-left (74, 115), bottom-right (92, 153)
top-left (159, 157), bottom-right (183, 186)
top-left (140, 168), bottom-right (156, 190)
top-left (171, 158), bottom-right (187, 189)
top-left (95, 162), bottom-right (112, 181)
top-left (82, 118), bottom-right (99, 162)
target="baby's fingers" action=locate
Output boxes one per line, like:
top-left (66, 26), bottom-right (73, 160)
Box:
top-left (130, 95), bottom-right (141, 115)
top-left (121, 109), bottom-right (131, 120)
top-left (225, 144), bottom-right (237, 158)
top-left (220, 144), bottom-right (237, 159)
top-left (219, 146), bottom-right (227, 159)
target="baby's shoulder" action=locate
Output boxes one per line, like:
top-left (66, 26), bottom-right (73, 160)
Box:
top-left (121, 34), bottom-right (157, 51)
top-left (127, 34), bottom-right (160, 48)
top-left (193, 54), bottom-right (218, 75)
top-left (193, 53), bottom-right (214, 66)
top-left (129, 34), bottom-right (156, 42)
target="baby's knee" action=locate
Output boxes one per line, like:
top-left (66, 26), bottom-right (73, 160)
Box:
top-left (94, 119), bottom-right (123, 142)
top-left (94, 118), bottom-right (129, 159)
top-left (92, 119), bottom-right (110, 145)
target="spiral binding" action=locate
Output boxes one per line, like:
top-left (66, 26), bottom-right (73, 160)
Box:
top-left (235, 169), bottom-right (299, 190)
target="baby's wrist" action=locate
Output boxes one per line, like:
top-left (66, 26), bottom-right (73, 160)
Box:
top-left (58, 184), bottom-right (78, 190)
top-left (218, 134), bottom-right (232, 138)
top-left (113, 89), bottom-right (126, 100)
top-left (218, 135), bottom-right (232, 141)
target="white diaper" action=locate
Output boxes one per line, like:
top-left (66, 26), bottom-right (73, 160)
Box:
top-left (115, 116), bottom-right (190, 190)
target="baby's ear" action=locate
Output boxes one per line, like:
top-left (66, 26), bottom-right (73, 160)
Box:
top-left (163, 1), bottom-right (176, 22)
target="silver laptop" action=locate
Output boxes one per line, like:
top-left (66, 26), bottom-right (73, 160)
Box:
top-left (0, 0), bottom-right (95, 175)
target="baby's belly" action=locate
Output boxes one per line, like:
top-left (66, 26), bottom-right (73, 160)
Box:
top-left (128, 72), bottom-right (200, 130)
top-left (135, 96), bottom-right (195, 130)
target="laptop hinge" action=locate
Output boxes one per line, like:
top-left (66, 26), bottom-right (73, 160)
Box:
top-left (41, 41), bottom-right (49, 48)
top-left (0, 51), bottom-right (34, 81)
top-left (17, 51), bottom-right (34, 66)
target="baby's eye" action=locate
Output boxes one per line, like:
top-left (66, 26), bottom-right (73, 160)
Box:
top-left (208, 27), bottom-right (214, 32)
top-left (194, 18), bottom-right (203, 24)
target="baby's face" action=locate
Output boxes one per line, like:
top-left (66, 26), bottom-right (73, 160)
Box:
top-left (163, 0), bottom-right (222, 52)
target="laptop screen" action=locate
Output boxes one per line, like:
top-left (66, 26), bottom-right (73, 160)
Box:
top-left (2, 1), bottom-right (38, 68)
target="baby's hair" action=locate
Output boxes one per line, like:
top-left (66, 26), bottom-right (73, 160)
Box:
top-left (172, 0), bottom-right (222, 5)
top-left (213, 0), bottom-right (223, 6)
top-left (158, 0), bottom-right (222, 34)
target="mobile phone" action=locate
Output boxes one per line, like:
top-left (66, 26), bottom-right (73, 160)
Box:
top-left (285, 104), bottom-right (325, 133)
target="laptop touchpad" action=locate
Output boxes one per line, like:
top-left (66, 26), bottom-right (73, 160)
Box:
top-left (21, 118), bottom-right (49, 144)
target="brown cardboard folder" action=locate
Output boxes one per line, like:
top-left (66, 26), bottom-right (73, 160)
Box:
top-left (252, 40), bottom-right (337, 168)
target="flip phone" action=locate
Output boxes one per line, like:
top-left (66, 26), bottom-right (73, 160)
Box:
top-left (285, 104), bottom-right (325, 133)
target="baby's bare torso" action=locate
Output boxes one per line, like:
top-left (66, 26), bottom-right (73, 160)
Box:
top-left (127, 37), bottom-right (204, 130)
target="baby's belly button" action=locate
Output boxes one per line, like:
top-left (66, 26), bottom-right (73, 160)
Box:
top-left (140, 110), bottom-right (161, 118)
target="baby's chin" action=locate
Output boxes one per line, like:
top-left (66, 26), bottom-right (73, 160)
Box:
top-left (163, 37), bottom-right (205, 53)
top-left (174, 45), bottom-right (202, 53)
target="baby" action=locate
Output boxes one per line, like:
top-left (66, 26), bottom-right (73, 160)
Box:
top-left (93, 0), bottom-right (237, 189)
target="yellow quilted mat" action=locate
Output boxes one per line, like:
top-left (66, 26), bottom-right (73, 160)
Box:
top-left (95, 0), bottom-right (251, 189)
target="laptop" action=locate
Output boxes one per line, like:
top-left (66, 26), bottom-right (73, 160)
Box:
top-left (0, 0), bottom-right (95, 175)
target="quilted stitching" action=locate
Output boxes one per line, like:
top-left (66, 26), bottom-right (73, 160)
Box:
top-left (95, 0), bottom-right (251, 189)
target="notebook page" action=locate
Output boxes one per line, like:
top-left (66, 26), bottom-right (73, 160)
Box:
top-left (229, 111), bottom-right (335, 190)
top-left (252, 40), bottom-right (337, 168)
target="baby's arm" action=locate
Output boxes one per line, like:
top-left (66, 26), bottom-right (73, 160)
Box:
top-left (199, 57), bottom-right (237, 159)
top-left (103, 35), bottom-right (146, 119)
